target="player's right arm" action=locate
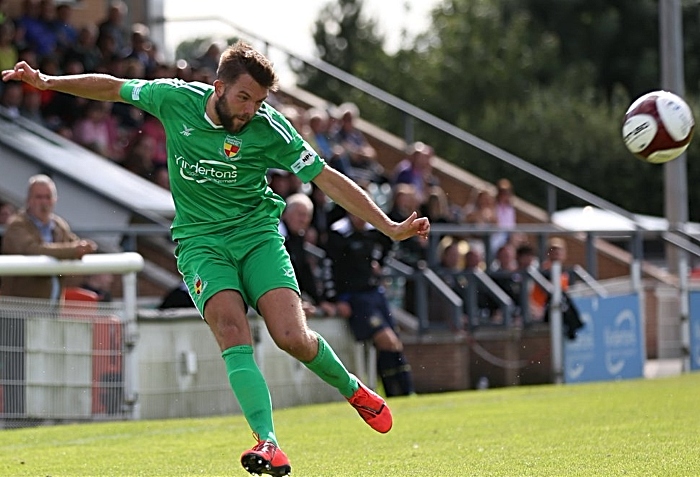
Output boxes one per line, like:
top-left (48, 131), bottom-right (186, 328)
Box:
top-left (2, 61), bottom-right (125, 103)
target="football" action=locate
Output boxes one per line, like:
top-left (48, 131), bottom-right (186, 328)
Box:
top-left (621, 90), bottom-right (695, 164)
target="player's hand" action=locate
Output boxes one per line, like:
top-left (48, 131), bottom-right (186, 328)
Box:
top-left (2, 61), bottom-right (47, 90)
top-left (387, 212), bottom-right (431, 242)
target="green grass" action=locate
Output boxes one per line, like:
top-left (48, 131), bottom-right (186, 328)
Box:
top-left (2, 374), bottom-right (699, 476)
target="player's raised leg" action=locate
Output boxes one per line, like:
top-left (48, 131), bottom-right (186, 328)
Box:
top-left (258, 288), bottom-right (393, 433)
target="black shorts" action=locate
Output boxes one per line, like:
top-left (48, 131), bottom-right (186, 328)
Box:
top-left (341, 288), bottom-right (396, 342)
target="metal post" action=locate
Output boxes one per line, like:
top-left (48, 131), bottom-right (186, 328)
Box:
top-left (122, 271), bottom-right (140, 418)
top-left (549, 261), bottom-right (564, 384)
top-left (660, 0), bottom-right (688, 275)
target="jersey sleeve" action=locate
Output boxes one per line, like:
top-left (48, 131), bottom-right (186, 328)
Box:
top-left (119, 79), bottom-right (167, 118)
top-left (261, 105), bottom-right (326, 183)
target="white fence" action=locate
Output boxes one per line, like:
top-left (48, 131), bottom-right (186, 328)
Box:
top-left (0, 253), bottom-right (142, 425)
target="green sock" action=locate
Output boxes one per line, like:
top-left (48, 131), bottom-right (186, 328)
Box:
top-left (222, 345), bottom-right (277, 445)
top-left (303, 333), bottom-right (359, 398)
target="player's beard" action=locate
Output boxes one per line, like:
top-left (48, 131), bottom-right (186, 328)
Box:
top-left (214, 95), bottom-right (251, 133)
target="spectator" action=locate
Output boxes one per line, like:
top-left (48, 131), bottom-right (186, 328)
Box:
top-left (65, 25), bottom-right (101, 73)
top-left (421, 185), bottom-right (454, 224)
top-left (15, 0), bottom-right (51, 58)
top-left (124, 23), bottom-right (157, 76)
top-left (0, 20), bottom-right (18, 72)
top-left (1, 174), bottom-right (97, 301)
top-left (195, 40), bottom-right (223, 73)
top-left (463, 187), bottom-right (497, 226)
top-left (512, 243), bottom-right (540, 320)
top-left (393, 141), bottom-right (438, 203)
top-left (323, 213), bottom-right (415, 397)
top-left (0, 200), bottom-right (16, 251)
top-left (50, 2), bottom-right (77, 56)
top-left (280, 193), bottom-right (332, 317)
top-left (332, 102), bottom-right (383, 185)
top-left (0, 80), bottom-right (22, 118)
top-left (531, 237), bottom-right (572, 316)
top-left (78, 272), bottom-right (114, 302)
top-left (72, 100), bottom-right (123, 160)
top-left (97, 0), bottom-right (129, 57)
top-left (152, 164), bottom-right (170, 190)
top-left (139, 113), bottom-right (167, 167)
top-left (41, 57), bottom-right (87, 129)
top-left (19, 83), bottom-right (44, 124)
top-left (491, 178), bottom-right (517, 254)
top-left (121, 132), bottom-right (155, 179)
top-left (489, 242), bottom-right (517, 273)
top-left (388, 183), bottom-right (426, 267)
top-left (267, 168), bottom-right (292, 199)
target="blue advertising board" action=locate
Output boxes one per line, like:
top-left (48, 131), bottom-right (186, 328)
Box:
top-left (564, 294), bottom-right (644, 383)
top-left (688, 291), bottom-right (700, 371)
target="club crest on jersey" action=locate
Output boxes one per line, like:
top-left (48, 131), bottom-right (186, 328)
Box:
top-left (193, 274), bottom-right (207, 296)
top-left (223, 135), bottom-right (242, 158)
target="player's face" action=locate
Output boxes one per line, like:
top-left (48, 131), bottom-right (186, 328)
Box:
top-left (214, 74), bottom-right (268, 133)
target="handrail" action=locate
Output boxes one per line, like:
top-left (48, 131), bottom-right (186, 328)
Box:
top-left (0, 252), bottom-right (144, 276)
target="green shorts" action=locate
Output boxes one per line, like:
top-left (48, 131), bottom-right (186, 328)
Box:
top-left (174, 224), bottom-right (299, 316)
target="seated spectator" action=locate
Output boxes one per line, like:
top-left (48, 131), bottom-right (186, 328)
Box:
top-left (0, 80), bottom-right (22, 118)
top-left (0, 201), bottom-right (17, 251)
top-left (139, 113), bottom-right (167, 167)
top-left (421, 185), bottom-right (455, 224)
top-left (195, 40), bottom-right (223, 73)
top-left (388, 183), bottom-right (426, 267)
top-left (42, 57), bottom-right (88, 128)
top-left (393, 141), bottom-right (438, 204)
top-left (17, 0), bottom-right (57, 58)
top-left (332, 102), bottom-right (383, 185)
top-left (19, 84), bottom-right (44, 125)
top-left (280, 193), bottom-right (332, 317)
top-left (531, 237), bottom-right (572, 315)
top-left (152, 164), bottom-right (170, 190)
top-left (322, 213), bottom-right (415, 397)
top-left (463, 187), bottom-right (497, 226)
top-left (1, 174), bottom-right (97, 301)
top-left (124, 23), bottom-right (157, 77)
top-left (72, 100), bottom-right (123, 161)
top-left (121, 132), bottom-right (155, 179)
top-left (492, 178), bottom-right (517, 254)
top-left (97, 0), bottom-right (129, 57)
top-left (0, 20), bottom-right (18, 72)
top-left (65, 25), bottom-right (101, 73)
top-left (489, 242), bottom-right (517, 273)
top-left (50, 2), bottom-right (77, 56)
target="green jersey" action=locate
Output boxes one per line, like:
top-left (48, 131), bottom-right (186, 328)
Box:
top-left (119, 78), bottom-right (325, 240)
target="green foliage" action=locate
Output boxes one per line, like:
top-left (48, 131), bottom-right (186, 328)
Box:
top-left (1, 374), bottom-right (699, 475)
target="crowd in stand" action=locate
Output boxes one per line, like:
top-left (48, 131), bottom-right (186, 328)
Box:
top-left (0, 0), bottom-right (577, 335)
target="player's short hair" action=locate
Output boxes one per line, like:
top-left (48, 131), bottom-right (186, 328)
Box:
top-left (217, 40), bottom-right (279, 92)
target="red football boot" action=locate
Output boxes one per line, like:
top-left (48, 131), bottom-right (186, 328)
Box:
top-left (240, 435), bottom-right (291, 477)
top-left (347, 378), bottom-right (393, 433)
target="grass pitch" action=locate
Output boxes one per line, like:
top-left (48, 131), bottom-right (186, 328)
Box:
top-left (1, 373), bottom-right (699, 476)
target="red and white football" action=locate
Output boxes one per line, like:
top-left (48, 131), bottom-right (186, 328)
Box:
top-left (621, 90), bottom-right (695, 164)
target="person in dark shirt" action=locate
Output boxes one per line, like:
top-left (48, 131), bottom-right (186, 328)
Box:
top-left (323, 213), bottom-right (414, 397)
top-left (280, 193), bottom-right (334, 317)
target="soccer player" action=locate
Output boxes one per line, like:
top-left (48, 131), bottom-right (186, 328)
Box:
top-left (2, 41), bottom-right (430, 477)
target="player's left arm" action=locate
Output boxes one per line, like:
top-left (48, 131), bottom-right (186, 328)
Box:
top-left (312, 165), bottom-right (430, 242)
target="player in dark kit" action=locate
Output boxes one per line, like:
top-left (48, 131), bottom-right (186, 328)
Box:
top-left (3, 41), bottom-right (430, 476)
